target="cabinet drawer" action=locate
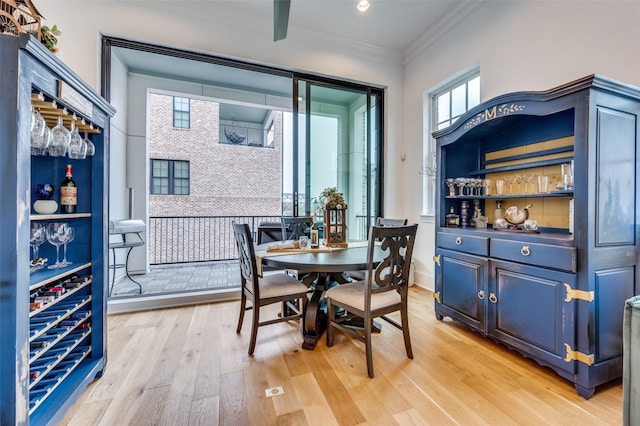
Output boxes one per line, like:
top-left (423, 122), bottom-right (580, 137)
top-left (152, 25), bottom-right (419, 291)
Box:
top-left (490, 239), bottom-right (576, 272)
top-left (438, 232), bottom-right (489, 256)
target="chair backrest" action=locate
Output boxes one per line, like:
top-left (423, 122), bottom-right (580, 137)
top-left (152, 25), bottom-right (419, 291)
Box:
top-left (376, 217), bottom-right (408, 227)
top-left (281, 216), bottom-right (313, 241)
top-left (365, 224), bottom-right (418, 300)
top-left (232, 222), bottom-right (259, 296)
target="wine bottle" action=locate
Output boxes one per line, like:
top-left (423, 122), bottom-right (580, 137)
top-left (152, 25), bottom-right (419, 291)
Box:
top-left (310, 212), bottom-right (319, 248)
top-left (60, 164), bottom-right (77, 213)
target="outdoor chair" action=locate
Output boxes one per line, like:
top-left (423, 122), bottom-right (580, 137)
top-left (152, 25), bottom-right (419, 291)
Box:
top-left (281, 216), bottom-right (313, 241)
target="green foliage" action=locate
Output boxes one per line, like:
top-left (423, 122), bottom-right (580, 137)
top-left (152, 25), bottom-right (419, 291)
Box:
top-left (319, 187), bottom-right (346, 209)
top-left (29, 24), bottom-right (61, 52)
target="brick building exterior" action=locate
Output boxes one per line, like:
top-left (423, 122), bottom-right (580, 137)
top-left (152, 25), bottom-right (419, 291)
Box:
top-left (148, 93), bottom-right (283, 217)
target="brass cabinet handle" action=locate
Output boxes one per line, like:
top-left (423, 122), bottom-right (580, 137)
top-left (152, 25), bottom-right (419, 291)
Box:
top-left (477, 290), bottom-right (485, 300)
top-left (455, 236), bottom-right (463, 245)
top-left (489, 293), bottom-right (498, 303)
top-left (521, 245), bottom-right (531, 256)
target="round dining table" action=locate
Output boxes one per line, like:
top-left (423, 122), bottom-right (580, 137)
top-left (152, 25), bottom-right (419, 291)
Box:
top-left (262, 245), bottom-right (383, 350)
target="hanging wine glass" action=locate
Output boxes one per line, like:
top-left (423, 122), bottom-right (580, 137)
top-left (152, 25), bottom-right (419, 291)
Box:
top-left (46, 222), bottom-right (69, 269)
top-left (83, 132), bottom-right (95, 156)
top-left (48, 116), bottom-right (70, 157)
top-left (30, 109), bottom-right (51, 156)
top-left (30, 223), bottom-right (46, 261)
top-left (61, 226), bottom-right (75, 266)
top-left (67, 121), bottom-right (86, 159)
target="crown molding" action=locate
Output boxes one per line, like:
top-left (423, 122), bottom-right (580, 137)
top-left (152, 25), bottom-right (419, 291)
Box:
top-left (404, 0), bottom-right (486, 66)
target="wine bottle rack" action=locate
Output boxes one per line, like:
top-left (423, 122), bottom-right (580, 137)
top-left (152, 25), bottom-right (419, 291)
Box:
top-left (0, 32), bottom-right (114, 425)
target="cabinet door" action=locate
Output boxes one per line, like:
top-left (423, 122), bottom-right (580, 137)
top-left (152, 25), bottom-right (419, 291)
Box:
top-left (489, 259), bottom-right (576, 376)
top-left (434, 248), bottom-right (488, 332)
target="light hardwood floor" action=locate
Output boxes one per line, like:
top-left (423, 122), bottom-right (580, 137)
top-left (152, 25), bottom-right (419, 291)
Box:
top-left (60, 287), bottom-right (622, 425)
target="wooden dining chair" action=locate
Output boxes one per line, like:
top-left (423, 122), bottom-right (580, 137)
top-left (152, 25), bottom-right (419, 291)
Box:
top-left (281, 216), bottom-right (313, 241)
top-left (326, 223), bottom-right (418, 377)
top-left (232, 222), bottom-right (309, 356)
top-left (345, 217), bottom-right (408, 282)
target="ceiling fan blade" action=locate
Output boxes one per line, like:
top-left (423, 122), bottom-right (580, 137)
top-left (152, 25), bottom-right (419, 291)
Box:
top-left (274, 0), bottom-right (291, 41)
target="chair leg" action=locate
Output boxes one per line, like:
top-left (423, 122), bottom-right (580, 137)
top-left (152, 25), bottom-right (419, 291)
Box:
top-left (236, 291), bottom-right (246, 334)
top-left (300, 296), bottom-right (307, 338)
top-left (326, 298), bottom-right (335, 347)
top-left (365, 317), bottom-right (374, 378)
top-left (401, 304), bottom-right (413, 359)
top-left (248, 302), bottom-right (260, 356)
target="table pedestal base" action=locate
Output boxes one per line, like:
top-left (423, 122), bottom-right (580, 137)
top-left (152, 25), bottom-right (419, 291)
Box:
top-left (299, 271), bottom-right (380, 350)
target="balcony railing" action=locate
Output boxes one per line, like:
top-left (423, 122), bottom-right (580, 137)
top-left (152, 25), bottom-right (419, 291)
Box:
top-left (148, 214), bottom-right (375, 265)
top-left (219, 124), bottom-right (274, 148)
top-left (149, 215), bottom-right (280, 265)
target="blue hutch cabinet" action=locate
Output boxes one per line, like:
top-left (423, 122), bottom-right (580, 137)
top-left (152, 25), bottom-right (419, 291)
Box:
top-left (0, 33), bottom-right (114, 424)
top-left (433, 75), bottom-right (639, 398)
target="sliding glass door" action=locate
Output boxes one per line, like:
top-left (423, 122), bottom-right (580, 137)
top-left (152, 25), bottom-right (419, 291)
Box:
top-left (290, 79), bottom-right (383, 241)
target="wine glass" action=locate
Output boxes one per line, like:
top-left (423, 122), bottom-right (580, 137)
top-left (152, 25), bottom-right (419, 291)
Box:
top-left (521, 173), bottom-right (535, 194)
top-left (30, 223), bottom-right (46, 261)
top-left (83, 132), bottom-right (95, 156)
top-left (503, 175), bottom-right (515, 195)
top-left (67, 121), bottom-right (86, 159)
top-left (445, 178), bottom-right (456, 196)
top-left (46, 222), bottom-right (69, 269)
top-left (48, 116), bottom-right (70, 157)
top-left (31, 109), bottom-right (51, 156)
top-left (454, 177), bottom-right (467, 196)
top-left (482, 178), bottom-right (492, 196)
top-left (61, 226), bottom-right (75, 266)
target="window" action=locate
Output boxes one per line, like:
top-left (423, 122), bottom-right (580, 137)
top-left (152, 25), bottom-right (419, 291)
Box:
top-left (151, 159), bottom-right (190, 195)
top-left (266, 119), bottom-right (275, 147)
top-left (434, 74), bottom-right (480, 130)
top-left (173, 96), bottom-right (190, 128)
top-left (424, 69), bottom-right (480, 215)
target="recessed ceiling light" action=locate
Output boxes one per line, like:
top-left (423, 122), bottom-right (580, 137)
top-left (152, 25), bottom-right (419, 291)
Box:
top-left (357, 0), bottom-right (370, 12)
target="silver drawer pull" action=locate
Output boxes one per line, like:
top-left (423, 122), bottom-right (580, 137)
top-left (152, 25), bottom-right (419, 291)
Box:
top-left (521, 245), bottom-right (531, 256)
top-left (477, 290), bottom-right (485, 300)
top-left (455, 237), bottom-right (463, 245)
top-left (489, 293), bottom-right (498, 304)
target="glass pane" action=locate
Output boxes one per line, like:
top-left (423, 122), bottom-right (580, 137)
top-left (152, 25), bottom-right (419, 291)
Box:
top-left (153, 160), bottom-right (168, 177)
top-left (468, 76), bottom-right (480, 109)
top-left (451, 84), bottom-right (466, 118)
top-left (174, 161), bottom-right (189, 178)
top-left (437, 92), bottom-right (450, 124)
top-left (437, 121), bottom-right (450, 130)
top-left (174, 97), bottom-right (189, 112)
top-left (153, 177), bottom-right (169, 194)
top-left (174, 178), bottom-right (189, 194)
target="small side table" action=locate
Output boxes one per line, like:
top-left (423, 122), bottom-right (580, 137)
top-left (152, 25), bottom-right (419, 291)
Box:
top-left (109, 232), bottom-right (144, 296)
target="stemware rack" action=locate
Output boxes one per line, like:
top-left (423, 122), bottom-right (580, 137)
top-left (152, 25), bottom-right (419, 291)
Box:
top-left (31, 92), bottom-right (101, 135)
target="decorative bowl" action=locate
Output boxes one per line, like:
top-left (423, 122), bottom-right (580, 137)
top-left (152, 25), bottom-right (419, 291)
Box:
top-left (36, 183), bottom-right (54, 200)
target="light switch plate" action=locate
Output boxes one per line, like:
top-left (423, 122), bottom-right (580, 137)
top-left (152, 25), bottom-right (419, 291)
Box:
top-left (265, 386), bottom-right (285, 397)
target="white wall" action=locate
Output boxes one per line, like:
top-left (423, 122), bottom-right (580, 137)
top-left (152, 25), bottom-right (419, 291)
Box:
top-left (404, 1), bottom-right (640, 290)
top-left (34, 1), bottom-right (406, 275)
